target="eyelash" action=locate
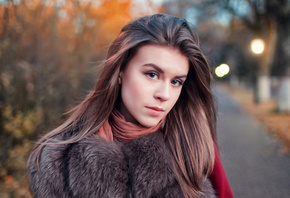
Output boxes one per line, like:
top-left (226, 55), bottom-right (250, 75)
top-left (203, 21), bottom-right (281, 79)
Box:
top-left (145, 71), bottom-right (159, 79)
top-left (145, 71), bottom-right (184, 87)
top-left (171, 79), bottom-right (184, 87)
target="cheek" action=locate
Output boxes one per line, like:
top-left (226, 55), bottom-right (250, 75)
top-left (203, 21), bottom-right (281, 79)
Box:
top-left (168, 90), bottom-right (182, 110)
top-left (121, 77), bottom-right (144, 106)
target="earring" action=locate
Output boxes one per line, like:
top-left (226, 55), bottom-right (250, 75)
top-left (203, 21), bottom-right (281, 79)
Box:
top-left (118, 76), bottom-right (122, 84)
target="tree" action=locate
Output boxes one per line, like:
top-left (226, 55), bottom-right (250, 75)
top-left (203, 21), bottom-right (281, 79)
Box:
top-left (216, 0), bottom-right (290, 104)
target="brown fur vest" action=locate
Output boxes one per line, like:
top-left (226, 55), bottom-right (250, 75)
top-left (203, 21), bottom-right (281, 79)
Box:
top-left (27, 132), bottom-right (216, 198)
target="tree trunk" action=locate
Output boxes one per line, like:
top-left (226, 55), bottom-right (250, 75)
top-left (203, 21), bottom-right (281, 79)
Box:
top-left (277, 77), bottom-right (290, 112)
top-left (255, 17), bottom-right (277, 103)
top-left (255, 75), bottom-right (271, 103)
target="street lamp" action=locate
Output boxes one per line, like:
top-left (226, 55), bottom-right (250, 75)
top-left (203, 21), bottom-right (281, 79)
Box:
top-left (251, 39), bottom-right (264, 54)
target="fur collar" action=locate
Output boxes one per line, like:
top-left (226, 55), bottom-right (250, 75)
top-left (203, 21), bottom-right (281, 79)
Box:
top-left (28, 132), bottom-right (215, 198)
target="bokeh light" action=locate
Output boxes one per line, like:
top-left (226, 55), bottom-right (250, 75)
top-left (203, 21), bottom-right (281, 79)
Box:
top-left (251, 39), bottom-right (265, 54)
top-left (215, 64), bottom-right (230, 77)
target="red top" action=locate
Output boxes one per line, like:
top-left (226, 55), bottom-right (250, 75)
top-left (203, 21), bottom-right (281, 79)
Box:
top-left (209, 144), bottom-right (234, 198)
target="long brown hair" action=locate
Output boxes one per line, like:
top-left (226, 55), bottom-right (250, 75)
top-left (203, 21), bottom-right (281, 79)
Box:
top-left (29, 14), bottom-right (217, 197)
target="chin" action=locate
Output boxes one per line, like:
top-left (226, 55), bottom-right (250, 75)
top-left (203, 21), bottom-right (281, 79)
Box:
top-left (138, 118), bottom-right (162, 128)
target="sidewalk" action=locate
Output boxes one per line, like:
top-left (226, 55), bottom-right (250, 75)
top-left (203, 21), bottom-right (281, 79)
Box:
top-left (214, 84), bottom-right (290, 198)
top-left (220, 83), bottom-right (290, 153)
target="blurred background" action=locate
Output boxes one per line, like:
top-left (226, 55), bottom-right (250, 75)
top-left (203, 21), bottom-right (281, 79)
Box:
top-left (0, 0), bottom-right (289, 197)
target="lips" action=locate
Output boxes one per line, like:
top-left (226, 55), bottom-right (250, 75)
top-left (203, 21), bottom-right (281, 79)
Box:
top-left (146, 106), bottom-right (164, 112)
top-left (145, 106), bottom-right (164, 117)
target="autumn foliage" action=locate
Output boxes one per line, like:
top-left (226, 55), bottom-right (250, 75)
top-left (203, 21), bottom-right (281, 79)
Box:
top-left (0, 0), bottom-right (161, 196)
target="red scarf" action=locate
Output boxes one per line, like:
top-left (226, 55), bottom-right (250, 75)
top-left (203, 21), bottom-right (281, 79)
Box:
top-left (98, 109), bottom-right (165, 142)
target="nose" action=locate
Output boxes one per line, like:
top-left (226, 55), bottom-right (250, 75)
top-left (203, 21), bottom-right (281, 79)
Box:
top-left (154, 82), bottom-right (170, 102)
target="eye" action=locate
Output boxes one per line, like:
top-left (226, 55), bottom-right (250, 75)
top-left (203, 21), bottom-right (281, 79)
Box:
top-left (145, 71), bottom-right (159, 79)
top-left (171, 79), bottom-right (183, 87)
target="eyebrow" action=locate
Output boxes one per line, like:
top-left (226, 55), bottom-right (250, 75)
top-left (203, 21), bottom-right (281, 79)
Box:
top-left (143, 63), bottom-right (187, 78)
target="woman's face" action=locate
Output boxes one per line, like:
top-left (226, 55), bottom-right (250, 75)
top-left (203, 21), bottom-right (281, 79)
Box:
top-left (119, 44), bottom-right (189, 127)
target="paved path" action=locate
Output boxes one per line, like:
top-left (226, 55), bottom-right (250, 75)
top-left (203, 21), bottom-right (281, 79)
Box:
top-left (214, 85), bottom-right (290, 198)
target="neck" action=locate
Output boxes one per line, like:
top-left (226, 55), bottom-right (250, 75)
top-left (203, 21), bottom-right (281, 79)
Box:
top-left (98, 108), bottom-right (165, 142)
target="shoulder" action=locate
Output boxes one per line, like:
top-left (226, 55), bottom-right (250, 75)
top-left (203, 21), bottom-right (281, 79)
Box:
top-left (27, 134), bottom-right (128, 198)
top-left (123, 132), bottom-right (216, 198)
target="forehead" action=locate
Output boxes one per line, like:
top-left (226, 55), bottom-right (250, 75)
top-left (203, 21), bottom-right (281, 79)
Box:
top-left (127, 44), bottom-right (189, 75)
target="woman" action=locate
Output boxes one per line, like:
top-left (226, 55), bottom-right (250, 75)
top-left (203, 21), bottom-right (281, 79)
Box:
top-left (27, 14), bottom-right (233, 198)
